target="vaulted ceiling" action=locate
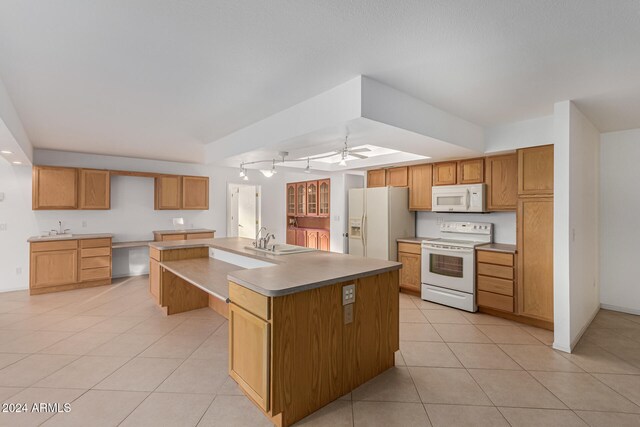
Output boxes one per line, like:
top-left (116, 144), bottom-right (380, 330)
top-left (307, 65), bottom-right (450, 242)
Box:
top-left (1, 1), bottom-right (639, 163)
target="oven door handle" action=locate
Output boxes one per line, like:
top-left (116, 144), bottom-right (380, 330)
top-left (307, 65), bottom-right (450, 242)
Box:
top-left (422, 245), bottom-right (474, 254)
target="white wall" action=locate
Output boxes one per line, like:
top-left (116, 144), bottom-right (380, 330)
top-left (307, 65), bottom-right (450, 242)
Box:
top-left (600, 129), bottom-right (640, 314)
top-left (416, 212), bottom-right (516, 244)
top-left (485, 115), bottom-right (554, 154)
top-left (0, 149), bottom-right (343, 291)
top-left (553, 101), bottom-right (601, 352)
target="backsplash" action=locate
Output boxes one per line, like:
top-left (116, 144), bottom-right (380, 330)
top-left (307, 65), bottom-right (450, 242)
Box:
top-left (416, 211), bottom-right (516, 244)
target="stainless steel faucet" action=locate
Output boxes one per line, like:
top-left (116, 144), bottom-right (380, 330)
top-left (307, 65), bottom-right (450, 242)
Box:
top-left (264, 233), bottom-right (275, 249)
top-left (254, 227), bottom-right (267, 249)
top-left (51, 221), bottom-right (70, 236)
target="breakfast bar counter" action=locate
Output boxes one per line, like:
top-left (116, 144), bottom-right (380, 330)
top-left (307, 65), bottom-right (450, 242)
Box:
top-left (148, 237), bottom-right (401, 427)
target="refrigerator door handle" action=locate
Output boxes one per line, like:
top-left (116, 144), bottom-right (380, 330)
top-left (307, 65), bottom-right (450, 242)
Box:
top-left (361, 214), bottom-right (366, 257)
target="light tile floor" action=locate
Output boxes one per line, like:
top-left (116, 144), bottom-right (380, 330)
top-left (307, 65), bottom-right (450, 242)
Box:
top-left (0, 277), bottom-right (639, 426)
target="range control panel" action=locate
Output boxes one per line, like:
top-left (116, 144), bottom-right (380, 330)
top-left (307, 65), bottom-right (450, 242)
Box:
top-left (440, 221), bottom-right (493, 235)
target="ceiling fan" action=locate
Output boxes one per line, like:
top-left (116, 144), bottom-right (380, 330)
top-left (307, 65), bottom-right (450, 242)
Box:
top-left (332, 135), bottom-right (371, 166)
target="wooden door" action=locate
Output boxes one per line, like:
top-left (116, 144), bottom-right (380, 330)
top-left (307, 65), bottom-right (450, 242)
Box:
top-left (518, 145), bottom-right (554, 196)
top-left (32, 166), bottom-right (78, 210)
top-left (433, 162), bottom-right (457, 186)
top-left (408, 164), bottom-right (433, 211)
top-left (79, 169), bottom-right (110, 210)
top-left (385, 167), bottom-right (408, 187)
top-left (319, 230), bottom-right (330, 251)
top-left (517, 197), bottom-right (554, 322)
top-left (296, 182), bottom-right (307, 216)
top-left (30, 250), bottom-right (78, 288)
top-left (155, 176), bottom-right (182, 210)
top-left (182, 176), bottom-right (209, 210)
top-left (149, 258), bottom-right (160, 304)
top-left (486, 154), bottom-right (518, 211)
top-left (296, 229), bottom-right (306, 247)
top-left (398, 252), bottom-right (421, 293)
top-left (306, 230), bottom-right (319, 249)
top-left (318, 179), bottom-right (330, 216)
top-left (286, 228), bottom-right (296, 245)
top-left (458, 158), bottom-right (484, 184)
top-left (287, 184), bottom-right (296, 215)
top-left (367, 169), bottom-right (386, 188)
top-left (306, 181), bottom-right (318, 216)
top-left (229, 303), bottom-right (270, 412)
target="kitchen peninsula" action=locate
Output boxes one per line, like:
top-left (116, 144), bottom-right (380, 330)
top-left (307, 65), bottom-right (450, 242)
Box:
top-left (148, 237), bottom-right (401, 427)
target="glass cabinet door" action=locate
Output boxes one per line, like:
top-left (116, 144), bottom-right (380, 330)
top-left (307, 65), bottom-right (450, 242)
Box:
top-left (287, 184), bottom-right (295, 215)
top-left (307, 182), bottom-right (317, 215)
top-left (318, 179), bottom-right (330, 216)
top-left (296, 183), bottom-right (306, 215)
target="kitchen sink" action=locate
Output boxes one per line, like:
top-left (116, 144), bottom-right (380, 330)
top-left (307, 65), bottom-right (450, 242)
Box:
top-left (36, 234), bottom-right (74, 239)
top-left (244, 244), bottom-right (317, 255)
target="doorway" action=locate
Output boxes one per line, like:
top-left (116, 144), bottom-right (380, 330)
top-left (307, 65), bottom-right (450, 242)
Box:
top-left (227, 183), bottom-right (261, 239)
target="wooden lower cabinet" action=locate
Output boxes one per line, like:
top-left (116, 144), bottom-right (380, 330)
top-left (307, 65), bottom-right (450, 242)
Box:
top-left (290, 228), bottom-right (330, 251)
top-left (154, 231), bottom-right (215, 242)
top-left (397, 242), bottom-right (421, 293)
top-left (286, 228), bottom-right (296, 245)
top-left (318, 230), bottom-right (330, 251)
top-left (476, 250), bottom-right (515, 314)
top-left (306, 230), bottom-right (318, 249)
top-left (29, 238), bottom-right (112, 295)
top-left (228, 269), bottom-right (399, 427)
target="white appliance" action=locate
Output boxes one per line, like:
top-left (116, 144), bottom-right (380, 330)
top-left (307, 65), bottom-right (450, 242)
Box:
top-left (432, 183), bottom-right (486, 212)
top-left (348, 187), bottom-right (415, 261)
top-left (421, 221), bottom-right (493, 312)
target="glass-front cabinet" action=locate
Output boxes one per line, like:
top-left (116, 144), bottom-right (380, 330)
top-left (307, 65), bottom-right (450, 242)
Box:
top-left (287, 184), bottom-right (296, 215)
top-left (296, 182), bottom-right (306, 216)
top-left (306, 181), bottom-right (318, 216)
top-left (318, 179), bottom-right (330, 216)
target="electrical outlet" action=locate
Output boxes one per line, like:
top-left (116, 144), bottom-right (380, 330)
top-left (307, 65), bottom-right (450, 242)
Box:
top-left (342, 283), bottom-right (355, 305)
top-left (0, 223), bottom-right (6, 231)
top-left (344, 304), bottom-right (353, 324)
top-left (436, 217), bottom-right (444, 224)
top-left (16, 267), bottom-right (22, 275)
top-left (82, 221), bottom-right (87, 228)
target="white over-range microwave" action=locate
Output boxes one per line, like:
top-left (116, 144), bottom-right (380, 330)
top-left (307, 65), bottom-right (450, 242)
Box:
top-left (432, 184), bottom-right (486, 213)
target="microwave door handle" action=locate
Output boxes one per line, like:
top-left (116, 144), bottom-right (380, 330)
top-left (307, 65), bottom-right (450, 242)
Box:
top-left (464, 189), bottom-right (470, 210)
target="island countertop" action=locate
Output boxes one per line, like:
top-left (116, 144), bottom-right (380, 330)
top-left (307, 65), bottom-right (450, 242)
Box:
top-left (27, 233), bottom-right (113, 243)
top-left (151, 237), bottom-right (401, 297)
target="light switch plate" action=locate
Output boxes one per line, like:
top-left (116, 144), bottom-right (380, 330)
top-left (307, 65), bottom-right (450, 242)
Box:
top-left (0, 223), bottom-right (6, 231)
top-left (342, 283), bottom-right (355, 305)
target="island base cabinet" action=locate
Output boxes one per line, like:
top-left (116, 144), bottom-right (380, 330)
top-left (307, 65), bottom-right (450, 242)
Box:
top-left (229, 269), bottom-right (399, 427)
top-left (229, 303), bottom-right (270, 412)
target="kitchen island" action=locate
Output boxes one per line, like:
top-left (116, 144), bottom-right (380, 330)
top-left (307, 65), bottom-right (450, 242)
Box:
top-left (148, 237), bottom-right (401, 427)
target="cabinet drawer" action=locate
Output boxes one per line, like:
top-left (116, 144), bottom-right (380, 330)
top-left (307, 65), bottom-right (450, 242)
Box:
top-left (81, 256), bottom-right (111, 270)
top-left (31, 240), bottom-right (78, 252)
top-left (80, 267), bottom-right (111, 281)
top-left (398, 242), bottom-right (421, 255)
top-left (81, 247), bottom-right (111, 258)
top-left (187, 232), bottom-right (214, 240)
top-left (80, 238), bottom-right (111, 248)
top-left (229, 282), bottom-right (270, 321)
top-left (478, 275), bottom-right (513, 296)
top-left (477, 263), bottom-right (514, 280)
top-left (477, 250), bottom-right (513, 266)
top-left (162, 234), bottom-right (186, 241)
top-left (478, 291), bottom-right (513, 312)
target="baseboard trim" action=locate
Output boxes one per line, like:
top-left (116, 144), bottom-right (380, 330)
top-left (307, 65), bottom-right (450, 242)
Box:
top-left (552, 343), bottom-right (572, 353)
top-left (600, 304), bottom-right (640, 316)
top-left (0, 285), bottom-right (29, 293)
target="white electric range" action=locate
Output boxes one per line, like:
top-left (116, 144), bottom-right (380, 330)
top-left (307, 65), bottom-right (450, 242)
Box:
top-left (421, 221), bottom-right (493, 312)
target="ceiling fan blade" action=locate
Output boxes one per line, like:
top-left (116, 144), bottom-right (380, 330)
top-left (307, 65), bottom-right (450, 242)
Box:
top-left (350, 153), bottom-right (368, 159)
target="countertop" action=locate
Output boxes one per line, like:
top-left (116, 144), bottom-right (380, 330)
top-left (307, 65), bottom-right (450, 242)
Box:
top-left (477, 243), bottom-right (517, 253)
top-left (153, 229), bottom-right (215, 235)
top-left (161, 257), bottom-right (240, 301)
top-left (28, 233), bottom-right (113, 243)
top-left (150, 237), bottom-right (401, 297)
top-left (397, 237), bottom-right (436, 244)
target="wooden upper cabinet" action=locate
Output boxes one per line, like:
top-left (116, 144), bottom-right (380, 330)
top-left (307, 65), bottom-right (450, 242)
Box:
top-left (385, 167), bottom-right (408, 187)
top-left (408, 164), bottom-right (433, 211)
top-left (32, 166), bottom-right (78, 210)
top-left (432, 162), bottom-right (457, 186)
top-left (318, 179), bottom-right (330, 216)
top-left (79, 169), bottom-right (110, 210)
top-left (155, 175), bottom-right (182, 210)
top-left (287, 184), bottom-right (296, 215)
top-left (306, 181), bottom-right (318, 216)
top-left (517, 196), bottom-right (554, 322)
top-left (485, 154), bottom-right (517, 211)
top-left (458, 158), bottom-right (484, 184)
top-left (182, 176), bottom-right (209, 210)
top-left (518, 145), bottom-right (554, 196)
top-left (367, 169), bottom-right (386, 188)
top-left (296, 182), bottom-right (307, 216)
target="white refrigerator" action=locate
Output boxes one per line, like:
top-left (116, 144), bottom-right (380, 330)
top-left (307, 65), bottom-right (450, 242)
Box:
top-left (348, 187), bottom-right (416, 261)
